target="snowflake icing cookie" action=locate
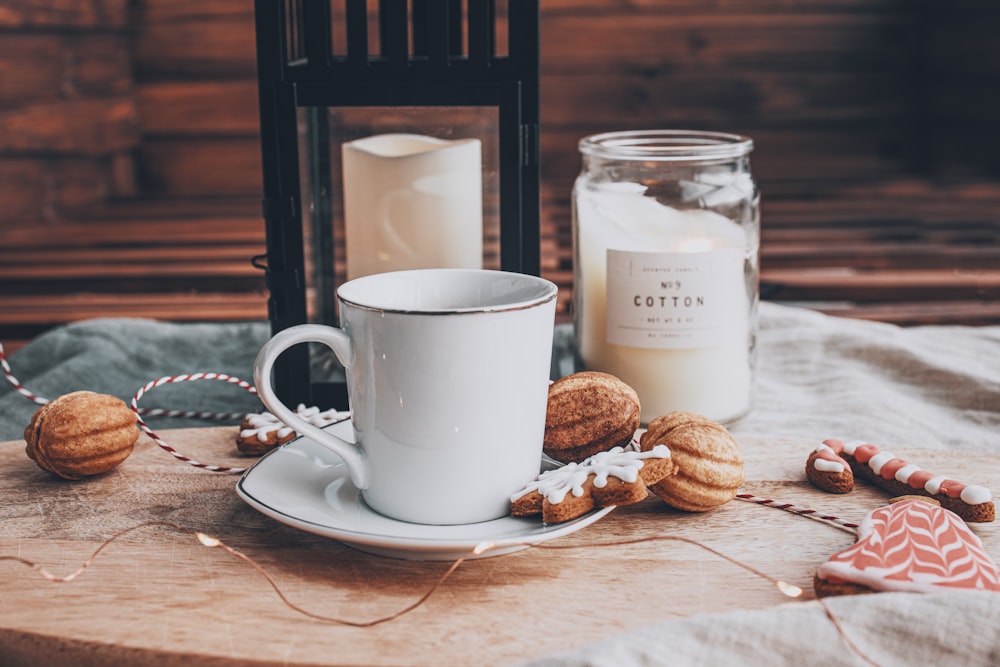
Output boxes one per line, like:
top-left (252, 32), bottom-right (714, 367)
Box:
top-left (510, 445), bottom-right (676, 523)
top-left (236, 404), bottom-right (346, 455)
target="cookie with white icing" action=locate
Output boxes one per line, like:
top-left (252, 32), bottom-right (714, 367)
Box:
top-left (510, 445), bottom-right (676, 523)
top-left (236, 404), bottom-right (346, 455)
top-left (806, 438), bottom-right (994, 523)
top-left (815, 498), bottom-right (1000, 597)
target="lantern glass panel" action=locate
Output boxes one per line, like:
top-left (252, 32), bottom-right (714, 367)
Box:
top-left (296, 104), bottom-right (500, 380)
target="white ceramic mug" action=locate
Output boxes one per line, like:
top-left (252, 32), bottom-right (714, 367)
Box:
top-left (253, 269), bottom-right (558, 525)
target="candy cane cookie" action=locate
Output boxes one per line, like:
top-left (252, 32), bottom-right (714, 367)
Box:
top-left (806, 438), bottom-right (995, 523)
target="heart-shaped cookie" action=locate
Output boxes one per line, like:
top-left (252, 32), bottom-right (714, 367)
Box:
top-left (815, 498), bottom-right (1000, 597)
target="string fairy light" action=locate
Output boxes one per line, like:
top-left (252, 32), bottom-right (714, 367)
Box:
top-left (0, 520), bottom-right (894, 665)
top-left (523, 534), bottom-right (803, 599)
top-left (1, 520), bottom-right (801, 624)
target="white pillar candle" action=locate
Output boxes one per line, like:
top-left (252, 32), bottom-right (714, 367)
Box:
top-left (574, 184), bottom-right (754, 423)
top-left (342, 133), bottom-right (483, 280)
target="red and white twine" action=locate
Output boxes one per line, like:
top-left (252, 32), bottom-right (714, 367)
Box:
top-left (1, 341), bottom-right (271, 474)
top-left (0, 342), bottom-right (47, 405)
top-left (130, 372), bottom-right (260, 474)
top-left (736, 493), bottom-right (859, 533)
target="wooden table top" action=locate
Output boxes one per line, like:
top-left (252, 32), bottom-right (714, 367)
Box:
top-left (1, 427), bottom-right (998, 666)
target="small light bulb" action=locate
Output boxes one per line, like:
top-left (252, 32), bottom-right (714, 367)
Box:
top-left (473, 541), bottom-right (495, 555)
top-left (196, 532), bottom-right (221, 548)
top-left (776, 581), bottom-right (803, 598)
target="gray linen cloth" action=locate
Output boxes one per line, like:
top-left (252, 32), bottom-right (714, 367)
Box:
top-left (520, 591), bottom-right (1000, 667)
top-left (0, 319), bottom-right (270, 440)
top-left (2, 303), bottom-right (999, 666)
top-left (730, 302), bottom-right (1000, 449)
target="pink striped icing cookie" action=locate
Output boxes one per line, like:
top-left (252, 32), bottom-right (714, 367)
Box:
top-left (815, 498), bottom-right (1000, 596)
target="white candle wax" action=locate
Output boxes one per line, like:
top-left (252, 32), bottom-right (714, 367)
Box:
top-left (342, 133), bottom-right (483, 280)
top-left (574, 184), bottom-right (753, 423)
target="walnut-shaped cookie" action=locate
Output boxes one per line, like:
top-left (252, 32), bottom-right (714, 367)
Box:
top-left (24, 391), bottom-right (139, 480)
top-left (639, 411), bottom-right (744, 512)
top-left (543, 371), bottom-right (641, 463)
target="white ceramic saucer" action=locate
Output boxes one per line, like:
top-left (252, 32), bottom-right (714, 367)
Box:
top-left (236, 421), bottom-right (614, 560)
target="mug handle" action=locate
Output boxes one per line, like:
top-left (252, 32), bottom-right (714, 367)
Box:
top-left (252, 324), bottom-right (370, 489)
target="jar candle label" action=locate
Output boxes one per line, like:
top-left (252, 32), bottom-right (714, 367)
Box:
top-left (605, 248), bottom-right (744, 349)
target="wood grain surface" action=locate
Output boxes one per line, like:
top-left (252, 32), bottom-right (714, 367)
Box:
top-left (1, 428), bottom-right (998, 666)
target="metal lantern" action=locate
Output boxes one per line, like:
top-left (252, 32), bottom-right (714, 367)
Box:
top-left (252, 0), bottom-right (541, 409)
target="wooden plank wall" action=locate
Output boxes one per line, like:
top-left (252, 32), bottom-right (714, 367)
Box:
top-left (0, 1), bottom-right (139, 225)
top-left (132, 1), bottom-right (261, 198)
top-left (1, 0), bottom-right (999, 351)
top-left (0, 1), bottom-right (268, 348)
top-left (125, 0), bottom-right (1000, 192)
top-left (123, 0), bottom-right (928, 195)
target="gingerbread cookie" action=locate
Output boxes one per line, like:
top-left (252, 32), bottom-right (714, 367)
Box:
top-left (237, 404), bottom-right (346, 455)
top-left (814, 498), bottom-right (1000, 597)
top-left (806, 438), bottom-right (994, 523)
top-left (510, 445), bottom-right (675, 523)
top-left (543, 372), bottom-right (641, 463)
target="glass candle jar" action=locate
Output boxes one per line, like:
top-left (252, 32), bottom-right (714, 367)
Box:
top-left (572, 130), bottom-right (760, 424)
